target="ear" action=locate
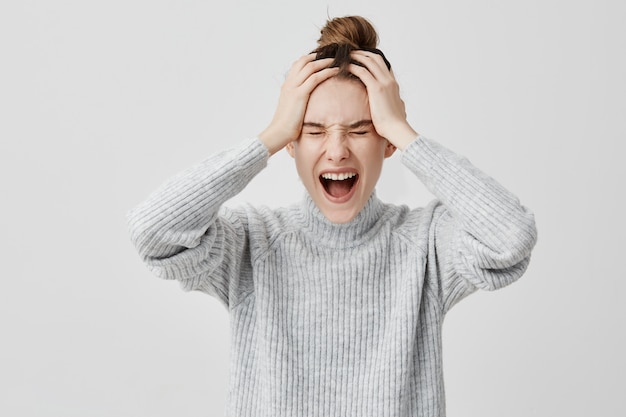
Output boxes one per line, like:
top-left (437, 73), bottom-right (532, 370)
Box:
top-left (384, 141), bottom-right (397, 158)
top-left (285, 141), bottom-right (296, 158)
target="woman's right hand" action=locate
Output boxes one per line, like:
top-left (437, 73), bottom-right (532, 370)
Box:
top-left (258, 54), bottom-right (339, 155)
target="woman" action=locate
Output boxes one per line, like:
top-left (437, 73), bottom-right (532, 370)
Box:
top-left (128, 15), bottom-right (537, 417)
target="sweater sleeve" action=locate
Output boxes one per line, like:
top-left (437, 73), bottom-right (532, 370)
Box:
top-left (126, 138), bottom-right (269, 308)
top-left (401, 135), bottom-right (537, 313)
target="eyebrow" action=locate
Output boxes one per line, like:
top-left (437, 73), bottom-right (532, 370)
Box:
top-left (302, 120), bottom-right (373, 129)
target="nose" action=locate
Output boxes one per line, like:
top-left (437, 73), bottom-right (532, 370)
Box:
top-left (324, 132), bottom-right (350, 162)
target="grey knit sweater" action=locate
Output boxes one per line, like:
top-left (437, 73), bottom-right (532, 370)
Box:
top-left (127, 135), bottom-right (537, 417)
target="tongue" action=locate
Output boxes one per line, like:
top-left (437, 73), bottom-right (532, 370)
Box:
top-left (327, 179), bottom-right (352, 198)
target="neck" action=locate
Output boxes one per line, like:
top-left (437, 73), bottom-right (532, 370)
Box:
top-left (296, 192), bottom-right (385, 249)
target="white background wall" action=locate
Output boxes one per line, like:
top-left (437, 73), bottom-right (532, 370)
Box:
top-left (1, 0), bottom-right (624, 416)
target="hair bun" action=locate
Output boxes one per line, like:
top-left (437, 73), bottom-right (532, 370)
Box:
top-left (317, 16), bottom-right (378, 49)
top-left (312, 16), bottom-right (390, 78)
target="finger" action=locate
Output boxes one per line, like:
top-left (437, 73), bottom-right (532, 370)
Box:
top-left (351, 50), bottom-right (389, 68)
top-left (289, 53), bottom-right (318, 73)
top-left (285, 54), bottom-right (323, 85)
top-left (286, 57), bottom-right (334, 87)
top-left (351, 51), bottom-right (394, 81)
top-left (300, 66), bottom-right (340, 93)
top-left (347, 63), bottom-right (377, 88)
top-left (350, 51), bottom-right (390, 81)
top-left (292, 58), bottom-right (336, 86)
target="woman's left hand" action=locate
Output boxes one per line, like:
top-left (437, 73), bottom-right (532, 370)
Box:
top-left (349, 51), bottom-right (418, 150)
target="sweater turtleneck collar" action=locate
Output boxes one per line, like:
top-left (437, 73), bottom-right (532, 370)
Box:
top-left (296, 191), bottom-right (387, 249)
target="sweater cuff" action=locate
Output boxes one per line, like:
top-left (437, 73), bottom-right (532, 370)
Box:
top-left (399, 134), bottom-right (435, 175)
top-left (232, 137), bottom-right (270, 182)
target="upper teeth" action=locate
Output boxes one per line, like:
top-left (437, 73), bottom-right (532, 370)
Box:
top-left (321, 172), bottom-right (357, 181)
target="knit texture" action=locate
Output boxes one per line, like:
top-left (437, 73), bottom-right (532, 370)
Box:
top-left (127, 135), bottom-right (537, 417)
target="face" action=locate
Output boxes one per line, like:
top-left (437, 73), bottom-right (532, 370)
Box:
top-left (286, 77), bottom-right (396, 224)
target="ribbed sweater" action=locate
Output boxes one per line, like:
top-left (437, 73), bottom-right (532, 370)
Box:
top-left (127, 135), bottom-right (537, 417)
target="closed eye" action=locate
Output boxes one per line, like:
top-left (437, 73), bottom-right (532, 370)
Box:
top-left (350, 131), bottom-right (369, 136)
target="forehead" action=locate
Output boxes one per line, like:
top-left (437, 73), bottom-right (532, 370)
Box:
top-left (304, 78), bottom-right (371, 126)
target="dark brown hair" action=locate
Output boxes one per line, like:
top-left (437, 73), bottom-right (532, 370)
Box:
top-left (312, 16), bottom-right (391, 79)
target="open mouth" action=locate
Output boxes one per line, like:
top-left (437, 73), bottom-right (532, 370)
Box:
top-left (319, 172), bottom-right (359, 200)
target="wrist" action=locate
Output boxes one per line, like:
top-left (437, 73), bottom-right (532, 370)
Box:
top-left (384, 122), bottom-right (419, 151)
top-left (258, 128), bottom-right (286, 156)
